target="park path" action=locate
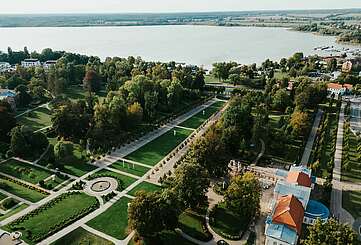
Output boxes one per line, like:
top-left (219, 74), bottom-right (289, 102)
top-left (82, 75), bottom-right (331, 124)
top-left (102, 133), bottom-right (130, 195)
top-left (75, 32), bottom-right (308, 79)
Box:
top-left (300, 109), bottom-right (323, 166)
top-left (15, 102), bottom-right (49, 118)
top-left (331, 102), bottom-right (355, 225)
top-left (1, 98), bottom-right (223, 244)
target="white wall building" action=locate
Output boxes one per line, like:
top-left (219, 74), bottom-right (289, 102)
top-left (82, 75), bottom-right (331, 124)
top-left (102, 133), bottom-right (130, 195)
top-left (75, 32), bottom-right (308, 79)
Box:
top-left (21, 59), bottom-right (41, 68)
top-left (43, 60), bottom-right (57, 69)
top-left (0, 62), bottom-right (11, 72)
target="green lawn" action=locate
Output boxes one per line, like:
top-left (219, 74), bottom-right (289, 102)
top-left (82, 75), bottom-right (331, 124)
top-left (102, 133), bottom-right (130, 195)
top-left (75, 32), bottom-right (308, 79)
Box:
top-left (0, 192), bottom-right (7, 201)
top-left (205, 75), bottom-right (221, 84)
top-left (88, 170), bottom-right (137, 191)
top-left (179, 210), bottom-right (212, 242)
top-left (17, 106), bottom-right (52, 131)
top-left (210, 202), bottom-right (249, 238)
top-left (343, 190), bottom-right (361, 219)
top-left (58, 144), bottom-right (94, 177)
top-left (127, 182), bottom-right (162, 196)
top-left (44, 175), bottom-right (70, 190)
top-left (87, 197), bottom-right (131, 240)
top-left (179, 102), bottom-right (225, 129)
top-left (0, 175), bottom-right (48, 202)
top-left (125, 127), bottom-right (192, 166)
top-left (0, 203), bottom-right (29, 222)
top-left (52, 227), bottom-right (113, 245)
top-left (0, 159), bottom-right (53, 184)
top-left (4, 192), bottom-right (99, 244)
top-left (62, 86), bottom-right (107, 102)
top-left (128, 230), bottom-right (196, 245)
top-left (342, 131), bottom-right (361, 183)
top-left (110, 161), bottom-right (150, 177)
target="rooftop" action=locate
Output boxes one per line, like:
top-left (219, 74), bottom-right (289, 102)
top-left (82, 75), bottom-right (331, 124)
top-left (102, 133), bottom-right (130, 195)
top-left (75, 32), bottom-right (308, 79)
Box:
top-left (272, 195), bottom-right (304, 234)
top-left (286, 171), bottom-right (312, 188)
top-left (265, 217), bottom-right (298, 245)
top-left (274, 180), bottom-right (311, 208)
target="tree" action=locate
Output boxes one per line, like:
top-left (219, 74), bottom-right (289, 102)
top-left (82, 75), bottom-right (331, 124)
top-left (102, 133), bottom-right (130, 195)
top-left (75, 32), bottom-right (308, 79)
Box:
top-left (128, 190), bottom-right (179, 238)
top-left (127, 102), bottom-right (143, 126)
top-left (83, 69), bottom-right (101, 94)
top-left (0, 101), bottom-right (16, 142)
top-left (272, 89), bottom-right (291, 112)
top-left (224, 173), bottom-right (261, 219)
top-left (15, 84), bottom-right (32, 108)
top-left (144, 91), bottom-right (158, 120)
top-left (171, 161), bottom-right (210, 210)
top-left (290, 111), bottom-right (309, 137)
top-left (302, 218), bottom-right (358, 245)
top-left (54, 141), bottom-right (74, 163)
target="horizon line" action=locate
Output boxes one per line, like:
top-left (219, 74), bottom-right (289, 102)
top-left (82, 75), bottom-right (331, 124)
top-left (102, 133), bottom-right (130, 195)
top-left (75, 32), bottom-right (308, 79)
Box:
top-left (0, 7), bottom-right (361, 15)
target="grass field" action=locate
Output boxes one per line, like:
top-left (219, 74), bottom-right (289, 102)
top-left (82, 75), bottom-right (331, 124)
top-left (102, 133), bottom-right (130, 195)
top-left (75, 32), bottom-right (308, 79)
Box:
top-left (178, 210), bottom-right (211, 242)
top-left (0, 159), bottom-right (53, 184)
top-left (110, 161), bottom-right (150, 177)
top-left (0, 203), bottom-right (29, 222)
top-left (88, 170), bottom-right (137, 191)
top-left (0, 175), bottom-right (48, 202)
top-left (125, 127), bottom-right (192, 166)
top-left (342, 131), bottom-right (361, 183)
top-left (44, 175), bottom-right (70, 190)
top-left (210, 202), bottom-right (249, 238)
top-left (52, 227), bottom-right (113, 245)
top-left (343, 190), bottom-right (361, 219)
top-left (127, 182), bottom-right (162, 196)
top-left (128, 230), bottom-right (196, 245)
top-left (4, 192), bottom-right (98, 244)
top-left (17, 106), bottom-right (52, 131)
top-left (179, 101), bottom-right (225, 129)
top-left (62, 86), bottom-right (107, 102)
top-left (87, 197), bottom-right (131, 240)
top-left (0, 192), bottom-right (7, 201)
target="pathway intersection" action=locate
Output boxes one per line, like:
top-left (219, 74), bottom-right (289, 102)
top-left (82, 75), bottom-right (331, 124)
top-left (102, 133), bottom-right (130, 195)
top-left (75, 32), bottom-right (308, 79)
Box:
top-left (0, 98), bottom-right (227, 245)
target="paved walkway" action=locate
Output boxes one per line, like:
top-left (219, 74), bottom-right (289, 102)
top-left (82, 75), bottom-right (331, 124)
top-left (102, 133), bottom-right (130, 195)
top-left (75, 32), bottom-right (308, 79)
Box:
top-left (15, 102), bottom-right (49, 118)
top-left (254, 139), bottom-right (265, 165)
top-left (331, 102), bottom-right (354, 225)
top-left (1, 98), bottom-right (225, 244)
top-left (300, 109), bottom-right (323, 166)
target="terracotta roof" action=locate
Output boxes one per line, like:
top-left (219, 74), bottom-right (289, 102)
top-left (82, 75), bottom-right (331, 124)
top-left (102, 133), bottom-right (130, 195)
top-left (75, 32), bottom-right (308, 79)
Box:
top-left (272, 195), bottom-right (304, 235)
top-left (327, 83), bottom-right (343, 90)
top-left (343, 83), bottom-right (353, 89)
top-left (286, 171), bottom-right (312, 188)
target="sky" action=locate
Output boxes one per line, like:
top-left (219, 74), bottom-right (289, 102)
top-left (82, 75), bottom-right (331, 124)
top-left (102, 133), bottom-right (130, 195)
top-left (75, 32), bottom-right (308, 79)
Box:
top-left (0, 0), bottom-right (360, 14)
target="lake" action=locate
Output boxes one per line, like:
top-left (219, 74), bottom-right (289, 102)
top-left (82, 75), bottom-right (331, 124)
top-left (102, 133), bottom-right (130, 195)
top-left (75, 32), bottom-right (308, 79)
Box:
top-left (0, 25), bottom-right (355, 69)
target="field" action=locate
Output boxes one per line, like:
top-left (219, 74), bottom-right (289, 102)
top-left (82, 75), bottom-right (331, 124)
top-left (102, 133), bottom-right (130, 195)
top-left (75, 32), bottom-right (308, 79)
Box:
top-left (17, 106), bottom-right (52, 131)
top-left (125, 127), bottom-right (192, 166)
top-left (4, 192), bottom-right (98, 244)
top-left (0, 192), bottom-right (7, 201)
top-left (210, 202), bottom-right (249, 238)
top-left (110, 161), bottom-right (150, 177)
top-left (179, 101), bottom-right (225, 129)
top-left (341, 131), bottom-right (361, 183)
top-left (127, 182), bottom-right (162, 196)
top-left (0, 203), bottom-right (29, 222)
top-left (0, 175), bottom-right (48, 202)
top-left (44, 175), bottom-right (70, 190)
top-left (343, 190), bottom-right (361, 219)
top-left (178, 210), bottom-right (211, 242)
top-left (88, 169), bottom-right (137, 191)
top-left (87, 197), bottom-right (131, 240)
top-left (0, 159), bottom-right (53, 184)
top-left (52, 227), bottom-right (113, 245)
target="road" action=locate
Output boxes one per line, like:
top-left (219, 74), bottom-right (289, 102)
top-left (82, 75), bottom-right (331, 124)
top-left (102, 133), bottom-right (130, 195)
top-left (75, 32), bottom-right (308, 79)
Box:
top-left (330, 102), bottom-right (354, 225)
top-left (300, 109), bottom-right (323, 166)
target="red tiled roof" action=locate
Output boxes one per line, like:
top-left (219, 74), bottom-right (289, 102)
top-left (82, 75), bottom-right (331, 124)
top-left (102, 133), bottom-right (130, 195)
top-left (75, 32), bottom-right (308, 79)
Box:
top-left (327, 83), bottom-right (343, 90)
top-left (286, 171), bottom-right (312, 188)
top-left (272, 195), bottom-right (304, 234)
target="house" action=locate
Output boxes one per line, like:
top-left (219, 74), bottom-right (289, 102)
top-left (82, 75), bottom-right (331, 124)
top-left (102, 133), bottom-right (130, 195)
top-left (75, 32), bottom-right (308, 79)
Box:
top-left (21, 58), bottom-right (41, 68)
top-left (43, 60), bottom-right (57, 69)
top-left (0, 89), bottom-right (16, 110)
top-left (342, 61), bottom-right (353, 73)
top-left (265, 166), bottom-right (329, 245)
top-left (0, 62), bottom-right (11, 72)
top-left (265, 195), bottom-right (304, 245)
top-left (327, 83), bottom-right (353, 96)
